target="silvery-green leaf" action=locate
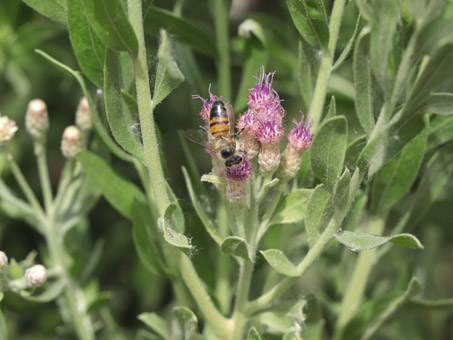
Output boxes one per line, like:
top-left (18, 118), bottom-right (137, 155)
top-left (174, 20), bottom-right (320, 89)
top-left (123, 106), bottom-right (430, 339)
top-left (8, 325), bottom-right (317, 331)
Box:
top-left (305, 184), bottom-right (333, 247)
top-left (221, 236), bottom-right (251, 261)
top-left (270, 189), bottom-right (313, 225)
top-left (162, 204), bottom-right (192, 256)
top-left (138, 313), bottom-right (171, 340)
top-left (260, 249), bottom-right (300, 277)
top-left (173, 306), bottom-right (198, 340)
top-left (334, 230), bottom-right (424, 250)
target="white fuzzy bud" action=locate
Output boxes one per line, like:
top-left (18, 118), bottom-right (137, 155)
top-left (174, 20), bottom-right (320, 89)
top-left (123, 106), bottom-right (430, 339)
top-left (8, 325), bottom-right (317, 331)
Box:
top-left (258, 142), bottom-right (280, 174)
top-left (25, 264), bottom-right (47, 287)
top-left (61, 125), bottom-right (82, 158)
top-left (25, 99), bottom-right (49, 140)
top-left (0, 251), bottom-right (8, 272)
top-left (0, 115), bottom-right (18, 144)
top-left (75, 97), bottom-right (92, 130)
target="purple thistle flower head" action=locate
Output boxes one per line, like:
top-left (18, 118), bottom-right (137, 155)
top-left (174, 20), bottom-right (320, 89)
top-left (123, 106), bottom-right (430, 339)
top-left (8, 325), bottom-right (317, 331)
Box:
top-left (226, 157), bottom-right (252, 182)
top-left (192, 84), bottom-right (222, 122)
top-left (256, 119), bottom-right (284, 144)
top-left (236, 109), bottom-right (260, 134)
top-left (287, 113), bottom-right (314, 150)
top-left (248, 66), bottom-right (279, 110)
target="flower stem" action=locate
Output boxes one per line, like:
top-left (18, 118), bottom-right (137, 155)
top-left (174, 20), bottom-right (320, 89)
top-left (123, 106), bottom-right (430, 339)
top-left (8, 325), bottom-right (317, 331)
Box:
top-left (333, 216), bottom-right (386, 340)
top-left (34, 142), bottom-right (53, 213)
top-left (309, 0), bottom-right (347, 130)
top-left (213, 0), bottom-right (231, 101)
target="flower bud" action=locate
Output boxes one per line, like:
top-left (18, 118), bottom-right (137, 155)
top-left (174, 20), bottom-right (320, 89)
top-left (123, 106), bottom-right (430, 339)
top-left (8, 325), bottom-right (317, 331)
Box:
top-left (61, 125), bottom-right (82, 158)
top-left (258, 142), bottom-right (280, 174)
top-left (25, 99), bottom-right (49, 140)
top-left (25, 264), bottom-right (47, 287)
top-left (0, 251), bottom-right (8, 272)
top-left (75, 97), bottom-right (92, 130)
top-left (238, 131), bottom-right (260, 159)
top-left (226, 158), bottom-right (252, 203)
top-left (0, 115), bottom-right (18, 144)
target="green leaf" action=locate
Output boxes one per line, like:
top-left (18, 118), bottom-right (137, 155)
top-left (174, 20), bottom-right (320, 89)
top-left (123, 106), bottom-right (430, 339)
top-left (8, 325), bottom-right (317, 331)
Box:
top-left (144, 6), bottom-right (217, 58)
top-left (286, 0), bottom-right (329, 48)
top-left (153, 31), bottom-right (185, 108)
top-left (305, 184), bottom-right (333, 247)
top-left (334, 230), bottom-right (424, 250)
top-left (423, 93), bottom-right (453, 116)
top-left (333, 168), bottom-right (351, 212)
top-left (221, 236), bottom-right (251, 261)
top-left (353, 28), bottom-right (374, 135)
top-left (182, 167), bottom-right (221, 245)
top-left (104, 48), bottom-right (144, 161)
top-left (345, 135), bottom-right (367, 170)
top-left (138, 313), bottom-right (171, 340)
top-left (200, 174), bottom-right (227, 186)
top-left (343, 278), bottom-right (422, 340)
top-left (332, 15), bottom-right (361, 71)
top-left (407, 297), bottom-right (453, 310)
top-left (310, 116), bottom-right (348, 192)
top-left (35, 49), bottom-right (134, 162)
top-left (260, 249), bottom-right (300, 277)
top-left (77, 150), bottom-right (146, 219)
top-left (68, 0), bottom-right (105, 87)
top-left (324, 96), bottom-right (336, 120)
top-left (247, 327), bottom-right (262, 340)
top-left (252, 300), bottom-right (306, 333)
top-left (371, 125), bottom-right (427, 213)
top-left (161, 204), bottom-right (192, 255)
top-left (172, 306), bottom-right (198, 340)
top-left (20, 279), bottom-right (65, 303)
top-left (234, 20), bottom-right (267, 111)
top-left (132, 202), bottom-right (167, 277)
top-left (270, 189), bottom-right (312, 225)
top-left (22, 0), bottom-right (67, 25)
top-left (80, 0), bottom-right (138, 57)
top-left (87, 291), bottom-right (112, 313)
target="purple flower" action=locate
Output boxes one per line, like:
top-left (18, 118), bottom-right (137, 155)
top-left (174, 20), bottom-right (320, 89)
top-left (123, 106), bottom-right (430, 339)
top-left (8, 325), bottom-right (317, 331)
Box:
top-left (192, 84), bottom-right (223, 122)
top-left (287, 113), bottom-right (313, 150)
top-left (256, 119), bottom-right (284, 144)
top-left (226, 157), bottom-right (252, 182)
top-left (248, 67), bottom-right (279, 111)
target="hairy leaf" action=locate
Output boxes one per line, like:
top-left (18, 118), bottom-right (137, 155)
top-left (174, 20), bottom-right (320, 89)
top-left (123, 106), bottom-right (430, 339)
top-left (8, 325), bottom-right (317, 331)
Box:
top-left (260, 249), bottom-right (300, 277)
top-left (162, 204), bottom-right (192, 255)
top-left (138, 313), bottom-right (171, 340)
top-left (172, 307), bottom-right (198, 340)
top-left (335, 230), bottom-right (424, 250)
top-left (305, 184), bottom-right (333, 247)
top-left (22, 0), bottom-right (67, 25)
top-left (221, 236), bottom-right (251, 261)
top-left (270, 189), bottom-right (312, 225)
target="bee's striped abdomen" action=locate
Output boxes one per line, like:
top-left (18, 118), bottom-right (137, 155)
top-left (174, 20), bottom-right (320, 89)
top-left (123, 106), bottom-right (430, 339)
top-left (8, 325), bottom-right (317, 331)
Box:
top-left (209, 101), bottom-right (230, 138)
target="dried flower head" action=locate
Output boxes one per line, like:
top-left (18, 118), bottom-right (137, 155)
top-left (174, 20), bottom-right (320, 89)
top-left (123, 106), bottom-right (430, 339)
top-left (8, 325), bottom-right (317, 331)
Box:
top-left (25, 99), bottom-right (49, 140)
top-left (0, 115), bottom-right (19, 144)
top-left (76, 97), bottom-right (92, 130)
top-left (25, 264), bottom-right (47, 287)
top-left (0, 251), bottom-right (8, 272)
top-left (61, 125), bottom-right (82, 158)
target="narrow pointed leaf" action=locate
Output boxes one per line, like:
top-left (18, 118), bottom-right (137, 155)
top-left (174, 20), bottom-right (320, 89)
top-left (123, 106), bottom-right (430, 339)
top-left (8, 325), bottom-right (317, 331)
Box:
top-left (333, 168), bottom-right (351, 212)
top-left (270, 189), bottom-right (312, 225)
top-left (77, 150), bottom-right (146, 219)
top-left (138, 313), bottom-right (171, 340)
top-left (310, 116), bottom-right (348, 192)
top-left (80, 0), bottom-right (138, 57)
top-left (172, 306), bottom-right (198, 340)
top-left (22, 0), bottom-right (67, 25)
top-left (260, 249), bottom-right (300, 277)
top-left (247, 327), bottom-right (263, 340)
top-left (20, 279), bottom-right (65, 302)
top-left (221, 236), bottom-right (251, 260)
top-left (334, 230), bottom-right (424, 250)
top-left (305, 184), bottom-right (333, 247)
top-left (423, 93), bottom-right (453, 116)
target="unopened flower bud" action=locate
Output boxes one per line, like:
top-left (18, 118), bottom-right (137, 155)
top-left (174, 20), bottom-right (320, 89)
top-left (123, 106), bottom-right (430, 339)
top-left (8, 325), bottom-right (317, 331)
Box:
top-left (75, 97), bottom-right (92, 130)
top-left (25, 99), bottom-right (49, 140)
top-left (61, 125), bottom-right (82, 158)
top-left (258, 142), bottom-right (280, 174)
top-left (0, 115), bottom-right (18, 144)
top-left (238, 131), bottom-right (260, 159)
top-left (25, 264), bottom-right (47, 287)
top-left (0, 251), bottom-right (8, 272)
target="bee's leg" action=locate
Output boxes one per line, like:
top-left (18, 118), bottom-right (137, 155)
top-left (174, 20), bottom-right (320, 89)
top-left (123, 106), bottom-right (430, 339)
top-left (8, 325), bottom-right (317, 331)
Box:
top-left (233, 128), bottom-right (244, 138)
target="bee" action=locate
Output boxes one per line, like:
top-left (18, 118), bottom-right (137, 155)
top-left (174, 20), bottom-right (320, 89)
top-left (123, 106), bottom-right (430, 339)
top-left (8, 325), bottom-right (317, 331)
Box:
top-left (184, 100), bottom-right (244, 168)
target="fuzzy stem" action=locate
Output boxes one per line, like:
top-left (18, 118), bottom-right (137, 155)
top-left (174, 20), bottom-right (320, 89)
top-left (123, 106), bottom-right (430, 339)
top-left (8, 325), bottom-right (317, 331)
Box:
top-left (213, 0), bottom-right (231, 101)
top-left (333, 216), bottom-right (386, 340)
top-left (309, 0), bottom-right (347, 130)
top-left (34, 142), bottom-right (53, 213)
top-left (0, 306), bottom-right (8, 340)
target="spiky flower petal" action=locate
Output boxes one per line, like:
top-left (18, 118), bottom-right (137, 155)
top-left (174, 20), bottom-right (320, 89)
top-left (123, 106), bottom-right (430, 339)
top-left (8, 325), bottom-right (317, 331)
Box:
top-left (287, 113), bottom-right (313, 151)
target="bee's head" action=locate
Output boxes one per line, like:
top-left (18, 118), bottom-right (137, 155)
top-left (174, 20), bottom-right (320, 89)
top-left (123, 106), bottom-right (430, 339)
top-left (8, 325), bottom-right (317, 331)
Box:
top-left (220, 145), bottom-right (234, 159)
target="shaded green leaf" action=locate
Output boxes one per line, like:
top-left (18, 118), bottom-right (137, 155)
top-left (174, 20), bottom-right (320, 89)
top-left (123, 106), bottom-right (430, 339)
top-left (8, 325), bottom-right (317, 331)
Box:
top-left (252, 300), bottom-right (306, 333)
top-left (162, 204), bottom-right (192, 255)
top-left (423, 93), bottom-right (453, 116)
top-left (104, 48), bottom-right (144, 161)
top-left (305, 184), bottom-right (333, 247)
top-left (144, 6), bottom-right (217, 58)
top-left (200, 174), bottom-right (227, 186)
top-left (407, 297), bottom-right (453, 310)
top-left (20, 279), bottom-right (65, 303)
top-left (87, 291), bottom-right (112, 313)
top-left (353, 29), bottom-right (374, 135)
top-left (345, 135), bottom-right (367, 170)
top-left (153, 31), bottom-right (185, 108)
top-left (334, 230), bottom-right (424, 250)
top-left (172, 306), bottom-right (198, 340)
top-left (80, 0), bottom-right (138, 57)
top-left (333, 15), bottom-right (361, 71)
top-left (132, 201), bottom-right (167, 277)
top-left (77, 150), bottom-right (146, 219)
top-left (333, 168), bottom-right (351, 212)
top-left (22, 0), bottom-right (67, 25)
top-left (260, 249), bottom-right (300, 277)
top-left (68, 0), bottom-right (105, 87)
top-left (221, 236), bottom-right (251, 260)
top-left (287, 0), bottom-right (329, 48)
top-left (310, 116), bottom-right (348, 192)
top-left (270, 189), bottom-right (312, 225)
top-left (247, 327), bottom-right (263, 340)
top-left (138, 313), bottom-right (171, 340)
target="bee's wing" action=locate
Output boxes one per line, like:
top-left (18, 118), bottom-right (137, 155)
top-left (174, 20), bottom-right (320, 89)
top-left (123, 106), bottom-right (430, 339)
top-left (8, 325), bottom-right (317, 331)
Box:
top-left (182, 129), bottom-right (216, 154)
top-left (225, 103), bottom-right (236, 135)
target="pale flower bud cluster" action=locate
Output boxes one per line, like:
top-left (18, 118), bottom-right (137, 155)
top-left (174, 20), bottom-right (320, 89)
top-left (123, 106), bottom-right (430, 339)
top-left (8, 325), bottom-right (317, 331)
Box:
top-left (0, 251), bottom-right (8, 272)
top-left (25, 264), bottom-right (48, 287)
top-left (61, 125), bottom-right (82, 158)
top-left (0, 115), bottom-right (19, 144)
top-left (25, 99), bottom-right (49, 140)
top-left (75, 97), bottom-right (92, 130)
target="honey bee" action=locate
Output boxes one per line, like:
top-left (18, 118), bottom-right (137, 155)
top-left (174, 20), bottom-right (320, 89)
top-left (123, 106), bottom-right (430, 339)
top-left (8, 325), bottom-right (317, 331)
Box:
top-left (184, 100), bottom-right (244, 168)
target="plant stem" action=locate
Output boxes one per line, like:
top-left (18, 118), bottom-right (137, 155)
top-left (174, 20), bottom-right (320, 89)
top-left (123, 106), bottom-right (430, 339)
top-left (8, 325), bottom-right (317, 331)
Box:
top-left (309, 0), bottom-right (347, 130)
top-left (246, 210), bottom-right (343, 314)
top-left (128, 0), bottom-right (169, 216)
top-left (0, 306), bottom-right (8, 340)
top-left (333, 216), bottom-right (386, 340)
top-left (230, 260), bottom-right (254, 340)
top-left (213, 0), bottom-right (231, 101)
top-left (178, 253), bottom-right (232, 339)
top-left (34, 142), bottom-right (53, 213)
